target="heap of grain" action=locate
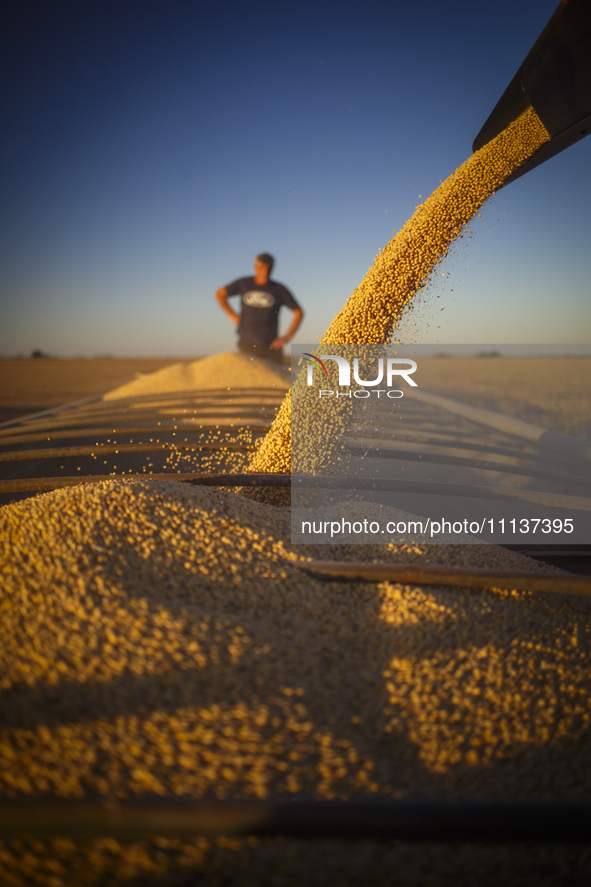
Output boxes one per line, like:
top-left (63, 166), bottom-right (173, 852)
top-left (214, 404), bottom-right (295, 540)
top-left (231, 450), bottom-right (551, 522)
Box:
top-left (1, 478), bottom-right (590, 885)
top-left (96, 353), bottom-right (290, 478)
top-left (249, 107), bottom-right (550, 475)
top-left (103, 352), bottom-right (290, 400)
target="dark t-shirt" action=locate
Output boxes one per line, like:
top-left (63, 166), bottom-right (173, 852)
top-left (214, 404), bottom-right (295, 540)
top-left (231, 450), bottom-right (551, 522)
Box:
top-left (224, 277), bottom-right (300, 346)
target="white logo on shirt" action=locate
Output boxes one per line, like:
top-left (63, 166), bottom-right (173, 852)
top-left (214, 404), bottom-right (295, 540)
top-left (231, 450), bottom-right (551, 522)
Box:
top-left (243, 290), bottom-right (275, 308)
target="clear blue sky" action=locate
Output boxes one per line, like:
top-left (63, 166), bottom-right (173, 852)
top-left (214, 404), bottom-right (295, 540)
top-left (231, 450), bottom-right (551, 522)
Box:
top-left (1, 0), bottom-right (589, 357)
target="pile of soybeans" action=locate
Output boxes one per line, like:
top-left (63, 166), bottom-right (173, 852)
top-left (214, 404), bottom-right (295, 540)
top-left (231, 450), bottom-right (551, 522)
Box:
top-left (2, 107), bottom-right (590, 884)
top-left (103, 352), bottom-right (290, 401)
top-left (1, 478), bottom-right (590, 885)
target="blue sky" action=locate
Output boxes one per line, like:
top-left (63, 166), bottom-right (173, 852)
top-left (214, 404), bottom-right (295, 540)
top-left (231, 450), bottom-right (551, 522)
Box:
top-left (1, 0), bottom-right (589, 357)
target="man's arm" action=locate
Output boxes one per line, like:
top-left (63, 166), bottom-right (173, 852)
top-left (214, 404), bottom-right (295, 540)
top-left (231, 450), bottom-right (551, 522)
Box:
top-left (215, 287), bottom-right (240, 325)
top-left (270, 307), bottom-right (304, 350)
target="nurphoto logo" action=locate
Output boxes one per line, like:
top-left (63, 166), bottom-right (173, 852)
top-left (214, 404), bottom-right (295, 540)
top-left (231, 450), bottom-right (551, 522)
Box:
top-left (302, 353), bottom-right (418, 399)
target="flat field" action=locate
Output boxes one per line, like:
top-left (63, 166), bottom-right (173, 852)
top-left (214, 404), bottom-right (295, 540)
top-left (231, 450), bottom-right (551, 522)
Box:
top-left (415, 357), bottom-right (591, 439)
top-left (0, 358), bottom-right (192, 424)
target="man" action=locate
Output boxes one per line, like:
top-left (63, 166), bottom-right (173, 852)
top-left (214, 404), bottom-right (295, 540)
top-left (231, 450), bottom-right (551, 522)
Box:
top-left (215, 253), bottom-right (303, 364)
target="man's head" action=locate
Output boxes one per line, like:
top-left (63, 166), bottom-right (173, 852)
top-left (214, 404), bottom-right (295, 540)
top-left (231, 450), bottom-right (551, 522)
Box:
top-left (254, 253), bottom-right (275, 279)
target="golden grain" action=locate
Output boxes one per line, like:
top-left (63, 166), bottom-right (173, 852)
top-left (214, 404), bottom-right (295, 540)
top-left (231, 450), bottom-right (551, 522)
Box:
top-left (3, 107), bottom-right (589, 886)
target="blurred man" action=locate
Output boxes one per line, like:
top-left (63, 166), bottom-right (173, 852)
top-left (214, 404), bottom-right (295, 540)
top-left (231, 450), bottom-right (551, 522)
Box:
top-left (215, 253), bottom-right (303, 364)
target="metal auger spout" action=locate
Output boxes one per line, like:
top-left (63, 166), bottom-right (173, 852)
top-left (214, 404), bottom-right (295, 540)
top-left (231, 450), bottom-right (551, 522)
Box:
top-left (473, 0), bottom-right (591, 180)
